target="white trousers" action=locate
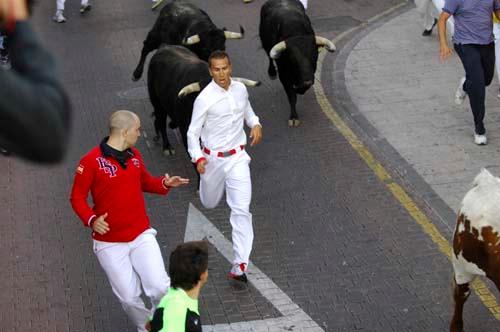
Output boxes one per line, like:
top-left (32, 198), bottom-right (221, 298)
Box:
top-left (56, 0), bottom-right (88, 11)
top-left (299, 0), bottom-right (308, 9)
top-left (415, 0), bottom-right (438, 30)
top-left (93, 229), bottom-right (170, 332)
top-left (199, 150), bottom-right (254, 266)
top-left (494, 23), bottom-right (500, 84)
top-left (424, 0), bottom-right (438, 30)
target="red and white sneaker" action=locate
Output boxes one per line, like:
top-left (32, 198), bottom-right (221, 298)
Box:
top-left (228, 263), bottom-right (248, 283)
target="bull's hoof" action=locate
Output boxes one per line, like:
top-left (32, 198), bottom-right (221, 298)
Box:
top-left (268, 67), bottom-right (277, 79)
top-left (450, 321), bottom-right (464, 332)
top-left (288, 119), bottom-right (301, 127)
top-left (132, 75), bottom-right (140, 82)
top-left (163, 148), bottom-right (176, 156)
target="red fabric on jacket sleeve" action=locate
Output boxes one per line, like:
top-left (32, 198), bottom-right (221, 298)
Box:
top-left (135, 149), bottom-right (169, 195)
top-left (70, 156), bottom-right (97, 227)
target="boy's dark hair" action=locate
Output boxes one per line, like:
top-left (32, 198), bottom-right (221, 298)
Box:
top-left (208, 50), bottom-right (231, 67)
top-left (169, 241), bottom-right (209, 291)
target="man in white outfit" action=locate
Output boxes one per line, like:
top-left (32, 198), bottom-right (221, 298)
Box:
top-left (53, 0), bottom-right (91, 23)
top-left (187, 50), bottom-right (262, 283)
top-left (415, 0), bottom-right (439, 36)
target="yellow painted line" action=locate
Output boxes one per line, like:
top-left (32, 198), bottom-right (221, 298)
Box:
top-left (151, 0), bottom-right (167, 11)
top-left (313, 1), bottom-right (500, 320)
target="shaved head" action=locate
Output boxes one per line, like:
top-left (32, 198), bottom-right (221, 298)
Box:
top-left (109, 110), bottom-right (139, 134)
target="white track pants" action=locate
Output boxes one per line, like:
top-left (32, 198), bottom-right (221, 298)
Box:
top-left (299, 0), bottom-right (308, 9)
top-left (93, 229), bottom-right (170, 332)
top-left (424, 0), bottom-right (439, 30)
top-left (415, 0), bottom-right (438, 30)
top-left (56, 0), bottom-right (88, 11)
top-left (199, 150), bottom-right (254, 266)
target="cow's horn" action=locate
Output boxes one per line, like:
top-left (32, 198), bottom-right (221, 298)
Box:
top-left (183, 34), bottom-right (201, 45)
top-left (315, 36), bottom-right (336, 52)
top-left (232, 77), bottom-right (261, 87)
top-left (178, 82), bottom-right (201, 98)
top-left (224, 31), bottom-right (243, 39)
top-left (224, 25), bottom-right (245, 39)
top-left (269, 41), bottom-right (287, 59)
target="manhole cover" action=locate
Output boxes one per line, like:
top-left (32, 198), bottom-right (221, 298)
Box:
top-left (117, 86), bottom-right (148, 100)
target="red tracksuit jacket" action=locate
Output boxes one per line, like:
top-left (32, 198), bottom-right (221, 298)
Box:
top-left (70, 146), bottom-right (169, 242)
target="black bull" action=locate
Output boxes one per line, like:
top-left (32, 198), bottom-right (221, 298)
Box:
top-left (147, 45), bottom-right (260, 177)
top-left (147, 45), bottom-right (208, 157)
top-left (133, 0), bottom-right (244, 81)
top-left (259, 0), bottom-right (335, 126)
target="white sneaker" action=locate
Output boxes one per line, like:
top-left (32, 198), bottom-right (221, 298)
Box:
top-left (228, 263), bottom-right (248, 282)
top-left (80, 3), bottom-right (91, 14)
top-left (52, 10), bottom-right (66, 23)
top-left (474, 133), bottom-right (487, 145)
top-left (455, 77), bottom-right (467, 105)
top-left (497, 88), bottom-right (500, 98)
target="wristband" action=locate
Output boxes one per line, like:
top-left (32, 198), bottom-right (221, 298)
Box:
top-left (89, 216), bottom-right (96, 228)
top-left (195, 157), bottom-right (206, 165)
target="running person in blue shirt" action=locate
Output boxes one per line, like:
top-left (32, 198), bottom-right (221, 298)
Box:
top-left (438, 0), bottom-right (500, 145)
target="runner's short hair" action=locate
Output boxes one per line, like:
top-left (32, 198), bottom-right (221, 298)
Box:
top-left (170, 241), bottom-right (209, 291)
top-left (208, 50), bottom-right (231, 67)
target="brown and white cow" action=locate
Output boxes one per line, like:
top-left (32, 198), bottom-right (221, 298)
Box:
top-left (450, 168), bottom-right (500, 332)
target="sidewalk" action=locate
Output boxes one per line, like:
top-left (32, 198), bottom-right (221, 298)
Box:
top-left (345, 8), bottom-right (500, 212)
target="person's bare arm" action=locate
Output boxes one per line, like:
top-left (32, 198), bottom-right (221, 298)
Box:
top-left (0, 0), bottom-right (28, 22)
top-left (438, 11), bottom-right (453, 62)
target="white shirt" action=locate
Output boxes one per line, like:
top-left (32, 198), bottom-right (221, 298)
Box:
top-left (187, 79), bottom-right (261, 163)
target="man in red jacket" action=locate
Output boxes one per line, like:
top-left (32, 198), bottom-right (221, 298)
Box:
top-left (70, 110), bottom-right (189, 332)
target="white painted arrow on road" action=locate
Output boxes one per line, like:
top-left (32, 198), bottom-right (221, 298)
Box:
top-left (185, 203), bottom-right (324, 332)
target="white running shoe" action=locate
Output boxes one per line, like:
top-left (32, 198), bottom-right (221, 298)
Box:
top-left (474, 133), bottom-right (487, 145)
top-left (52, 10), bottom-right (66, 23)
top-left (80, 3), bottom-right (91, 14)
top-left (455, 77), bottom-right (467, 105)
top-left (228, 263), bottom-right (248, 283)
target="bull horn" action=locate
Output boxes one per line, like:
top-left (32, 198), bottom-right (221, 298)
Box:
top-left (178, 82), bottom-right (201, 98)
top-left (224, 25), bottom-right (245, 39)
top-left (269, 41), bottom-right (287, 59)
top-left (315, 36), bottom-right (336, 52)
top-left (232, 77), bottom-right (261, 87)
top-left (183, 34), bottom-right (201, 45)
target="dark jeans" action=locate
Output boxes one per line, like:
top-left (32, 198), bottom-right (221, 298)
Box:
top-left (454, 42), bottom-right (495, 135)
